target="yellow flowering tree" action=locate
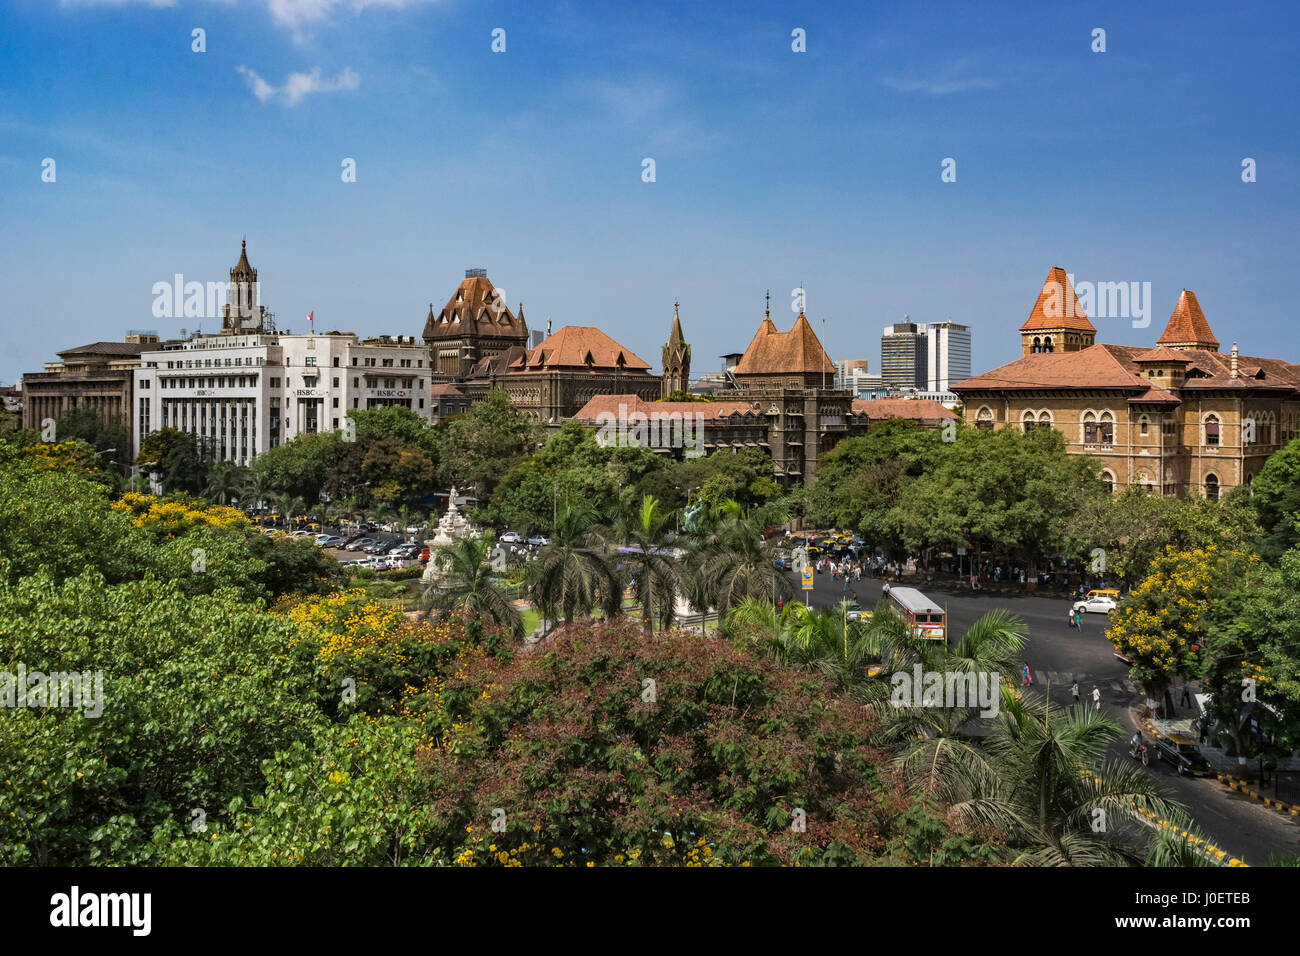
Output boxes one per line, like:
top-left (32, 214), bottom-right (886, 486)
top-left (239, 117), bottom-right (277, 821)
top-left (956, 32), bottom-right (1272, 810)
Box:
top-left (1106, 545), bottom-right (1257, 709)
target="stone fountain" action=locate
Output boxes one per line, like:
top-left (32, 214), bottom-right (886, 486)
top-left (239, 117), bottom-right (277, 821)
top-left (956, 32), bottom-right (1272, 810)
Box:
top-left (421, 486), bottom-right (478, 585)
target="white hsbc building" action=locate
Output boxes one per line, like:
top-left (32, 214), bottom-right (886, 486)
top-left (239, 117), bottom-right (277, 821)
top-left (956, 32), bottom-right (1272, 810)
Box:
top-left (132, 332), bottom-right (434, 466)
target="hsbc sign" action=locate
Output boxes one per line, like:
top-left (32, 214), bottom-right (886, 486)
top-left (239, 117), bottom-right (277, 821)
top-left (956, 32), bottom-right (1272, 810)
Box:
top-left (372, 389), bottom-right (408, 398)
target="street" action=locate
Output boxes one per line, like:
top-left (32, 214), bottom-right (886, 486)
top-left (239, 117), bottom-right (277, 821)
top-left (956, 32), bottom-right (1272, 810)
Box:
top-left (793, 568), bottom-right (1300, 865)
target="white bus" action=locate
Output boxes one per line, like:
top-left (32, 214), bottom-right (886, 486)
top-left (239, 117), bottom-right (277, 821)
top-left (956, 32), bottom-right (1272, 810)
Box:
top-left (887, 587), bottom-right (947, 641)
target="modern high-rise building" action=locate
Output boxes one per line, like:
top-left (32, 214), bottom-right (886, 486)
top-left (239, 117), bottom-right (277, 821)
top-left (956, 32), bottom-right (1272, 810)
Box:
top-left (880, 320), bottom-right (926, 389)
top-left (924, 320), bottom-right (972, 392)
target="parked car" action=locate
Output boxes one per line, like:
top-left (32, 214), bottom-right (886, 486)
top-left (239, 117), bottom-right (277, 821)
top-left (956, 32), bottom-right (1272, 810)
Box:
top-left (322, 536), bottom-right (348, 548)
top-left (346, 538), bottom-right (376, 552)
top-left (1152, 733), bottom-right (1211, 776)
top-left (527, 535), bottom-right (550, 547)
top-left (405, 524), bottom-right (422, 536)
top-left (500, 531), bottom-right (523, 544)
top-left (1072, 596), bottom-right (1117, 615)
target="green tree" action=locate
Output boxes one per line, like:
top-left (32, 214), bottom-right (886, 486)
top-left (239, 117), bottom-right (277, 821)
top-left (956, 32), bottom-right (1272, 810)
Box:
top-left (204, 461), bottom-right (248, 505)
top-left (421, 534), bottom-right (523, 639)
top-left (137, 427), bottom-right (211, 494)
top-left (526, 500), bottom-right (621, 626)
top-left (441, 390), bottom-right (535, 500)
top-left (611, 494), bottom-right (681, 636)
top-left (685, 500), bottom-right (791, 615)
top-left (1247, 436), bottom-right (1300, 560)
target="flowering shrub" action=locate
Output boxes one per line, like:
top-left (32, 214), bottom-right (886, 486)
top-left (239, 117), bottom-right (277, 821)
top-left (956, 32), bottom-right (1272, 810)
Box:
top-left (1106, 545), bottom-right (1258, 698)
top-left (283, 589), bottom-right (473, 718)
top-left (110, 493), bottom-right (247, 538)
top-left (409, 619), bottom-right (996, 866)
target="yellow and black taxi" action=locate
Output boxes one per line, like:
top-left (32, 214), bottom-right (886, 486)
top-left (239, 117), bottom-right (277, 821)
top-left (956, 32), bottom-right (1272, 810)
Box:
top-left (1151, 732), bottom-right (1212, 776)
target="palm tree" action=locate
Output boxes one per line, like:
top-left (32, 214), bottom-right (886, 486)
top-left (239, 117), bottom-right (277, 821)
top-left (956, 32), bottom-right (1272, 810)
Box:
top-left (276, 492), bottom-right (306, 528)
top-left (203, 462), bottom-right (245, 505)
top-left (242, 471), bottom-right (278, 512)
top-left (421, 534), bottom-right (523, 638)
top-left (684, 500), bottom-right (791, 615)
top-left (526, 500), bottom-right (620, 627)
top-left (1144, 810), bottom-right (1229, 867)
top-left (367, 501), bottom-right (391, 531)
top-left (612, 494), bottom-right (680, 636)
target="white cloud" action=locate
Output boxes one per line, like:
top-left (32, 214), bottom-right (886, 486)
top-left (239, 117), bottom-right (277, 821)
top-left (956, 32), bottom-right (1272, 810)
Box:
top-left (236, 65), bottom-right (360, 106)
top-left (884, 75), bottom-right (1000, 95)
top-left (266, 0), bottom-right (441, 32)
top-left (58, 0), bottom-right (177, 7)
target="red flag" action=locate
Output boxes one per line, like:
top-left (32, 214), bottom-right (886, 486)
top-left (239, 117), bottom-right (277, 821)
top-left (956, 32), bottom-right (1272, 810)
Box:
top-left (306, 311), bottom-right (313, 322)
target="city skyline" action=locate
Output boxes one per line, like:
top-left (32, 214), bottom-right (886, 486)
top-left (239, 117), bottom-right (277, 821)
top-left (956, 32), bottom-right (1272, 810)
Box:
top-left (3, 1), bottom-right (1298, 385)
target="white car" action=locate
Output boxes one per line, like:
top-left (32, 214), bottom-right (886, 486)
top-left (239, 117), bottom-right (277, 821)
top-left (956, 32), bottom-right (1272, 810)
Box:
top-left (1072, 596), bottom-right (1118, 615)
top-left (500, 531), bottom-right (523, 544)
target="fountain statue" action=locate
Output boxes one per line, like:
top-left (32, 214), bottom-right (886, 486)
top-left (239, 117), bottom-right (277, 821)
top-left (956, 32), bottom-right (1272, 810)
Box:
top-left (421, 486), bottom-right (478, 585)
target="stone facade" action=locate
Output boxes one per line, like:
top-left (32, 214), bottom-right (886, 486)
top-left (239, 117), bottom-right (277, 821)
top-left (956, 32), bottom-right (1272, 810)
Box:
top-left (22, 336), bottom-right (159, 454)
top-left (953, 269), bottom-right (1300, 499)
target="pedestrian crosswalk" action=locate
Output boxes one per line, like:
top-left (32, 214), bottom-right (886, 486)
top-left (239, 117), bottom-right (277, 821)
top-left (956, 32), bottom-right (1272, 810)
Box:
top-left (1026, 671), bottom-right (1137, 697)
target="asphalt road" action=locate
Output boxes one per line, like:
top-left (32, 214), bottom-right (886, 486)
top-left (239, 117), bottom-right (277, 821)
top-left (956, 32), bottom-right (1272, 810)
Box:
top-left (794, 568), bottom-right (1300, 866)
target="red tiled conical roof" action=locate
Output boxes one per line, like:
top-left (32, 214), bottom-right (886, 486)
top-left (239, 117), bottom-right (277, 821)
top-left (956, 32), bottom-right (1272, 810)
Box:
top-left (733, 311), bottom-right (835, 375)
top-left (1156, 290), bottom-right (1219, 350)
top-left (1019, 266), bottom-right (1096, 333)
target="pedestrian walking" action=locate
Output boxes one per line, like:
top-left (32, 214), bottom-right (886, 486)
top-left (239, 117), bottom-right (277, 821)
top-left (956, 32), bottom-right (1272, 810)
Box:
top-left (1071, 680), bottom-right (1080, 704)
top-left (1180, 684), bottom-right (1193, 708)
top-left (1074, 610), bottom-right (1083, 632)
top-left (1092, 686), bottom-right (1101, 710)
top-left (1021, 664), bottom-right (1031, 687)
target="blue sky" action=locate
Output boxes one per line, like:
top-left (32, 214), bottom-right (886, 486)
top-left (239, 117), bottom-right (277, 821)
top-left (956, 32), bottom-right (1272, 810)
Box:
top-left (2, 0), bottom-right (1298, 386)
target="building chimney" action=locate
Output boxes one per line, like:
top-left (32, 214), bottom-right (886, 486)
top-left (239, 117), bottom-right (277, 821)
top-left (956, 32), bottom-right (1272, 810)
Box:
top-left (1230, 342), bottom-right (1239, 379)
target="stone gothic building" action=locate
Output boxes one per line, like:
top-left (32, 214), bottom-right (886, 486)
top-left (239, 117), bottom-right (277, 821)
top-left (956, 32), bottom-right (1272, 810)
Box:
top-left (728, 298), bottom-right (854, 484)
top-left (422, 269), bottom-right (529, 383)
top-left (661, 301), bottom-right (691, 397)
top-left (953, 267), bottom-right (1300, 499)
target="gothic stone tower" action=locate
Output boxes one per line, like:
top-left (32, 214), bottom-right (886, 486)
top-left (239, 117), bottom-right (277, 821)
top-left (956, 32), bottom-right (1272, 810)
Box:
top-left (222, 239), bottom-right (267, 333)
top-left (661, 300), bottom-right (691, 398)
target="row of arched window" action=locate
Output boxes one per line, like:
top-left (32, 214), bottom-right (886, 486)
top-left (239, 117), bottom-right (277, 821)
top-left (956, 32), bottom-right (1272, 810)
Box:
top-left (1099, 469), bottom-right (1222, 500)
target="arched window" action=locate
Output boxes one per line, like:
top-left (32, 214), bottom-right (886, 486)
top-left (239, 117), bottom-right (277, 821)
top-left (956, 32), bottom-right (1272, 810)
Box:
top-left (1099, 411), bottom-right (1114, 445)
top-left (1043, 336), bottom-right (1054, 353)
top-left (1101, 470), bottom-right (1115, 494)
top-left (1022, 411), bottom-right (1037, 434)
top-left (1204, 414), bottom-right (1220, 447)
top-left (1138, 414), bottom-right (1149, 437)
top-left (1032, 337), bottom-right (1041, 353)
top-left (1205, 473), bottom-right (1220, 501)
top-left (1083, 410), bottom-right (1097, 445)
top-left (1037, 410), bottom-right (1052, 428)
top-left (976, 406), bottom-right (995, 430)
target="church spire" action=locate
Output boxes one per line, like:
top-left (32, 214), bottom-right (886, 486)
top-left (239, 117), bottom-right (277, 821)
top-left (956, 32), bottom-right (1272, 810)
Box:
top-left (661, 300), bottom-right (691, 398)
